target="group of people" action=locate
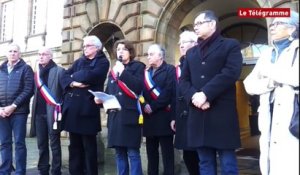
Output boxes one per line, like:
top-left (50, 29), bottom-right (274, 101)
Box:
top-left (0, 9), bottom-right (298, 175)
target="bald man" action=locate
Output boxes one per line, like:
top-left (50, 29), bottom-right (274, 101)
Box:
top-left (30, 47), bottom-right (65, 175)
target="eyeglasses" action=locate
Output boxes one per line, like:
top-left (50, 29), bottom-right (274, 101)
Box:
top-left (38, 53), bottom-right (50, 57)
top-left (178, 41), bottom-right (195, 45)
top-left (83, 44), bottom-right (96, 48)
top-left (269, 21), bottom-right (288, 28)
top-left (194, 20), bottom-right (211, 27)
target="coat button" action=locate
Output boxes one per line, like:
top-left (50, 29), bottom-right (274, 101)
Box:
top-left (118, 92), bottom-right (122, 96)
top-left (202, 62), bottom-right (205, 65)
top-left (201, 75), bottom-right (205, 78)
top-left (110, 80), bottom-right (114, 83)
top-left (182, 110), bottom-right (188, 116)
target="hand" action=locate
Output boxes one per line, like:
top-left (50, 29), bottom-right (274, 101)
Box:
top-left (2, 104), bottom-right (16, 117)
top-left (192, 92), bottom-right (207, 108)
top-left (71, 81), bottom-right (89, 88)
top-left (170, 120), bottom-right (176, 132)
top-left (0, 108), bottom-right (9, 118)
top-left (94, 97), bottom-right (103, 104)
top-left (144, 104), bottom-right (152, 114)
top-left (200, 101), bottom-right (210, 110)
top-left (113, 61), bottom-right (125, 75)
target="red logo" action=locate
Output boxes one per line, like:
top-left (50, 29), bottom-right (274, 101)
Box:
top-left (238, 8), bottom-right (290, 18)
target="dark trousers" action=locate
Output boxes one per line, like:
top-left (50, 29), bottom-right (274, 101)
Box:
top-left (146, 136), bottom-right (174, 175)
top-left (183, 150), bottom-right (200, 175)
top-left (36, 114), bottom-right (62, 175)
top-left (68, 133), bottom-right (98, 175)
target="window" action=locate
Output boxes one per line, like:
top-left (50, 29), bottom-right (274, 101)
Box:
top-left (30, 0), bottom-right (47, 35)
top-left (0, 1), bottom-right (14, 42)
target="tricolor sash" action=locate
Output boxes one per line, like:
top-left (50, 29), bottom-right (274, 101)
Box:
top-left (144, 69), bottom-right (171, 111)
top-left (34, 68), bottom-right (62, 130)
top-left (175, 65), bottom-right (181, 82)
top-left (111, 68), bottom-right (144, 124)
top-left (144, 69), bottom-right (161, 100)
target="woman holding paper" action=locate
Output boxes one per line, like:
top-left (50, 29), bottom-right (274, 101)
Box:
top-left (95, 39), bottom-right (145, 175)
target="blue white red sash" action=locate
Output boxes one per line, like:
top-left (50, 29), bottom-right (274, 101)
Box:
top-left (34, 67), bottom-right (62, 130)
top-left (175, 65), bottom-right (181, 82)
top-left (144, 69), bottom-right (161, 100)
top-left (144, 69), bottom-right (170, 111)
top-left (111, 68), bottom-right (144, 124)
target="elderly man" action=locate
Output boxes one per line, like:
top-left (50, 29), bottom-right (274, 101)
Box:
top-left (30, 47), bottom-right (65, 175)
top-left (0, 43), bottom-right (34, 175)
top-left (180, 10), bottom-right (243, 175)
top-left (143, 44), bottom-right (176, 175)
top-left (60, 35), bottom-right (109, 175)
top-left (171, 30), bottom-right (199, 175)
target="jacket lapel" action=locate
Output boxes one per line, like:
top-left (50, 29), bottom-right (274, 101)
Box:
top-left (202, 36), bottom-right (223, 60)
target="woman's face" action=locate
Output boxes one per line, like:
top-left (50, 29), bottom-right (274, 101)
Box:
top-left (269, 18), bottom-right (294, 41)
top-left (116, 43), bottom-right (130, 64)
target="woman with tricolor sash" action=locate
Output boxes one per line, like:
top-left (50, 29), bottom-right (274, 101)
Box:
top-left (95, 39), bottom-right (145, 175)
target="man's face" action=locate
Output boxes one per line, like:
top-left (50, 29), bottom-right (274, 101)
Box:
top-left (193, 14), bottom-right (214, 39)
top-left (6, 45), bottom-right (20, 64)
top-left (38, 49), bottom-right (52, 67)
top-left (147, 46), bottom-right (162, 68)
top-left (83, 40), bottom-right (98, 59)
top-left (179, 39), bottom-right (196, 56)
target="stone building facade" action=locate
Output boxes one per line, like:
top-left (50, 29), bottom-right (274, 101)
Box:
top-left (0, 0), bottom-right (299, 148)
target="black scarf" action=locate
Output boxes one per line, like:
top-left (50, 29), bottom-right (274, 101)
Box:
top-left (197, 28), bottom-right (221, 57)
top-left (39, 59), bottom-right (56, 84)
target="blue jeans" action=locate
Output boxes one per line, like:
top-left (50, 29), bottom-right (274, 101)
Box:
top-left (115, 147), bottom-right (143, 175)
top-left (197, 147), bottom-right (238, 175)
top-left (0, 114), bottom-right (28, 175)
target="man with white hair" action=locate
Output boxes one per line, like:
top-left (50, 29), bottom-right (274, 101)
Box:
top-left (0, 43), bottom-right (34, 175)
top-left (30, 47), bottom-right (65, 175)
top-left (60, 35), bottom-right (109, 175)
top-left (171, 30), bottom-right (200, 175)
top-left (143, 44), bottom-right (176, 175)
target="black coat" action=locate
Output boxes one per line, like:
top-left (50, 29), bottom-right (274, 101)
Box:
top-left (60, 52), bottom-right (109, 135)
top-left (30, 65), bottom-right (65, 136)
top-left (0, 59), bottom-right (34, 114)
top-left (142, 61), bottom-right (176, 137)
top-left (106, 60), bottom-right (145, 148)
top-left (180, 36), bottom-right (242, 149)
top-left (173, 57), bottom-right (192, 150)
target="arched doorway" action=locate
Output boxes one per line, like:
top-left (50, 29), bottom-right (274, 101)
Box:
top-left (155, 0), bottom-right (268, 140)
top-left (89, 22), bottom-right (124, 63)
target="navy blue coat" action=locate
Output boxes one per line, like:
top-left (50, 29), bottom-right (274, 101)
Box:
top-left (106, 60), bottom-right (145, 148)
top-left (0, 59), bottom-right (34, 114)
top-left (179, 36), bottom-right (242, 149)
top-left (60, 51), bottom-right (109, 135)
top-left (142, 61), bottom-right (176, 137)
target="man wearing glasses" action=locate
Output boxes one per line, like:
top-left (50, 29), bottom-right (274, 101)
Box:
top-left (179, 10), bottom-right (243, 175)
top-left (30, 47), bottom-right (65, 175)
top-left (60, 35), bottom-right (109, 175)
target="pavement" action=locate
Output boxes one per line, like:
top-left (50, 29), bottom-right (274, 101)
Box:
top-left (17, 128), bottom-right (261, 175)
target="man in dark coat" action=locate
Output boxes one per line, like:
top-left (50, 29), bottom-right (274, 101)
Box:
top-left (0, 43), bottom-right (34, 175)
top-left (143, 44), bottom-right (176, 175)
top-left (60, 35), bottom-right (109, 175)
top-left (170, 31), bottom-right (200, 175)
top-left (95, 39), bottom-right (145, 175)
top-left (30, 47), bottom-right (65, 175)
top-left (179, 10), bottom-right (243, 175)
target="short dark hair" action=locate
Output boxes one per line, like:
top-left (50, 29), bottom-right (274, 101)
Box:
top-left (198, 10), bottom-right (219, 28)
top-left (113, 39), bottom-right (136, 60)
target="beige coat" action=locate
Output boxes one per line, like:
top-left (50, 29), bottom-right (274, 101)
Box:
top-left (244, 39), bottom-right (299, 175)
